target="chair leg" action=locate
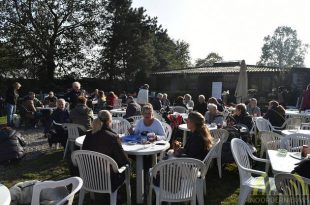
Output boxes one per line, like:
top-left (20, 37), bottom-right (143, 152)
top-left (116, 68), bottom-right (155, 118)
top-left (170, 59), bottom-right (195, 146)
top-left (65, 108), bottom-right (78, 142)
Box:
top-left (63, 140), bottom-right (69, 159)
top-left (238, 186), bottom-right (251, 205)
top-left (78, 188), bottom-right (85, 205)
top-left (90, 192), bottom-right (95, 201)
top-left (111, 191), bottom-right (118, 205)
top-left (147, 185), bottom-right (152, 205)
top-left (203, 179), bottom-right (206, 195)
top-left (260, 144), bottom-right (265, 158)
top-left (197, 180), bottom-right (204, 205)
top-left (217, 157), bottom-right (222, 178)
top-left (126, 178), bottom-right (131, 205)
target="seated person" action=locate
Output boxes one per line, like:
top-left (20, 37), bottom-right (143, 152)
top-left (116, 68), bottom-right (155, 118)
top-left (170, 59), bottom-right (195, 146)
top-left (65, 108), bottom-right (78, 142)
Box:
top-left (208, 97), bottom-right (224, 112)
top-left (94, 90), bottom-right (106, 113)
top-left (70, 96), bottom-right (94, 130)
top-left (194, 95), bottom-right (208, 116)
top-left (172, 111), bottom-right (213, 160)
top-left (174, 96), bottom-right (188, 110)
top-left (246, 98), bottom-right (261, 117)
top-left (123, 96), bottom-right (141, 119)
top-left (161, 93), bottom-right (170, 107)
top-left (233, 103), bottom-right (253, 130)
top-left (106, 91), bottom-right (118, 110)
top-left (83, 110), bottom-right (130, 193)
top-left (43, 91), bottom-right (58, 107)
top-left (263, 100), bottom-right (285, 127)
top-left (184, 94), bottom-right (194, 108)
top-left (129, 103), bottom-right (165, 140)
top-left (25, 92), bottom-right (43, 108)
top-left (22, 92), bottom-right (42, 127)
top-left (45, 99), bottom-right (70, 147)
top-left (151, 93), bottom-right (163, 111)
top-left (204, 103), bottom-right (224, 127)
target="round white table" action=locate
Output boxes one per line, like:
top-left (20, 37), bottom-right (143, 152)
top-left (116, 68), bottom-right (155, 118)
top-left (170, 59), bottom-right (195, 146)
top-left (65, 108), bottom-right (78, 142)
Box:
top-left (281, 129), bottom-right (310, 136)
top-left (75, 136), bottom-right (170, 204)
top-left (0, 184), bottom-right (11, 205)
top-left (178, 124), bottom-right (217, 145)
top-left (110, 108), bottom-right (126, 117)
top-left (285, 110), bottom-right (310, 118)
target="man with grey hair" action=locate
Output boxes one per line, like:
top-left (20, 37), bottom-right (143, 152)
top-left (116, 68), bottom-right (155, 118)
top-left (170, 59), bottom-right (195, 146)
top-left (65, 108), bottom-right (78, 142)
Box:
top-left (246, 98), bottom-right (261, 117)
top-left (194, 94), bottom-right (208, 115)
top-left (204, 103), bottom-right (224, 127)
top-left (152, 93), bottom-right (163, 111)
top-left (64, 81), bottom-right (83, 109)
top-left (161, 93), bottom-right (170, 107)
top-left (184, 94), bottom-right (194, 108)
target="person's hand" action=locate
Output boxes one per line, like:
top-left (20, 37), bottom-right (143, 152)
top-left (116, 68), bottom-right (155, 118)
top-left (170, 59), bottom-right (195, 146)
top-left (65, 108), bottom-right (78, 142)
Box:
top-left (128, 126), bottom-right (134, 134)
top-left (172, 140), bottom-right (182, 151)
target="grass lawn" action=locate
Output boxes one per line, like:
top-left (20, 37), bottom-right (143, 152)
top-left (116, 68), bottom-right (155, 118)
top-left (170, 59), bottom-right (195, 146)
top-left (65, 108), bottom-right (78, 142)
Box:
top-left (0, 147), bottom-right (270, 205)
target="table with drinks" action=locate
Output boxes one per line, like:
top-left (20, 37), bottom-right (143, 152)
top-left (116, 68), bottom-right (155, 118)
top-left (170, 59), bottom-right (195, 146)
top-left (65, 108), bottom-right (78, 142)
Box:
top-left (75, 133), bottom-right (170, 204)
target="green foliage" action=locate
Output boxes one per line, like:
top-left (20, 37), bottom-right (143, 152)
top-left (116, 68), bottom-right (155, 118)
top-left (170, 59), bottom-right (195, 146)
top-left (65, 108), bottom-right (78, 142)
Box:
top-left (258, 26), bottom-right (309, 68)
top-left (195, 52), bottom-right (223, 67)
top-left (0, 0), bottom-right (108, 83)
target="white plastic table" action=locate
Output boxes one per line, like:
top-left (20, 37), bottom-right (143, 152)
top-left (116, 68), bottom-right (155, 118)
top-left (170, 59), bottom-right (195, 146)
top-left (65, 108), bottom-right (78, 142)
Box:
top-left (178, 124), bottom-right (217, 145)
top-left (285, 110), bottom-right (310, 119)
top-left (75, 136), bottom-right (170, 204)
top-left (267, 150), bottom-right (300, 174)
top-left (0, 184), bottom-right (11, 205)
top-left (281, 129), bottom-right (310, 136)
top-left (110, 108), bottom-right (126, 117)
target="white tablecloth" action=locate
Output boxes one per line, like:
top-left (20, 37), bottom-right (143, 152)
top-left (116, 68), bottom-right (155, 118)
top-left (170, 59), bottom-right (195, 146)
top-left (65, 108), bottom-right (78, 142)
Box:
top-left (281, 129), bottom-right (310, 136)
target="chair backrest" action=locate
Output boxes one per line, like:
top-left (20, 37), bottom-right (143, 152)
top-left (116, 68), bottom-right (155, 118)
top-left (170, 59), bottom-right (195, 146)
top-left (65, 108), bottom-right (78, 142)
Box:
top-left (301, 123), bottom-right (310, 130)
top-left (127, 115), bottom-right (143, 125)
top-left (62, 123), bottom-right (86, 142)
top-left (255, 118), bottom-right (273, 132)
top-left (31, 177), bottom-right (83, 205)
top-left (275, 173), bottom-right (310, 205)
top-left (283, 117), bottom-right (302, 129)
top-left (280, 133), bottom-right (310, 152)
top-left (153, 111), bottom-right (165, 122)
top-left (151, 158), bottom-right (204, 202)
top-left (173, 106), bottom-right (187, 114)
top-left (112, 118), bottom-right (131, 135)
top-left (202, 139), bottom-right (220, 177)
top-left (231, 138), bottom-right (255, 183)
top-left (210, 129), bottom-right (229, 155)
top-left (161, 121), bottom-right (172, 142)
top-left (71, 150), bottom-right (119, 194)
top-left (259, 131), bottom-right (282, 150)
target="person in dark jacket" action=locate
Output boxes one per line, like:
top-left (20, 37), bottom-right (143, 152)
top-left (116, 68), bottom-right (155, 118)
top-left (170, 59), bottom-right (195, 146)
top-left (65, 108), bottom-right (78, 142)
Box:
top-left (64, 81), bottom-right (83, 109)
top-left (45, 99), bottom-right (70, 134)
top-left (301, 84), bottom-right (310, 111)
top-left (70, 96), bottom-right (94, 130)
top-left (208, 97), bottom-right (224, 112)
top-left (151, 93), bottom-right (163, 111)
top-left (43, 91), bottom-right (58, 108)
top-left (194, 95), bottom-right (208, 116)
top-left (5, 82), bottom-right (21, 127)
top-left (82, 110), bottom-right (130, 192)
top-left (264, 100), bottom-right (285, 127)
top-left (172, 111), bottom-right (213, 161)
top-left (123, 97), bottom-right (141, 119)
top-left (233, 103), bottom-right (253, 131)
top-left (174, 96), bottom-right (188, 109)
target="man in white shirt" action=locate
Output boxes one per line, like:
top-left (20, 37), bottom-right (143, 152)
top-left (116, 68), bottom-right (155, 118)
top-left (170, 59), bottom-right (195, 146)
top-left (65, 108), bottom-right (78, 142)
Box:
top-left (137, 84), bottom-right (149, 106)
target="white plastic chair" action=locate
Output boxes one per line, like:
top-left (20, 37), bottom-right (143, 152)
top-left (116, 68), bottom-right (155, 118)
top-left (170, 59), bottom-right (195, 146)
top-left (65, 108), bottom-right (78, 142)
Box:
top-left (147, 158), bottom-right (204, 205)
top-left (231, 138), bottom-right (275, 205)
top-left (153, 111), bottom-right (165, 122)
top-left (305, 109), bottom-right (310, 114)
top-left (62, 123), bottom-right (86, 159)
top-left (259, 131), bottom-right (282, 158)
top-left (71, 150), bottom-right (131, 205)
top-left (274, 117), bottom-right (302, 130)
top-left (255, 117), bottom-right (275, 132)
top-left (161, 121), bottom-right (172, 142)
top-left (172, 106), bottom-right (187, 114)
top-left (301, 123), bottom-right (310, 130)
top-left (127, 115), bottom-right (143, 125)
top-left (31, 177), bottom-right (83, 205)
top-left (112, 118), bottom-right (131, 135)
top-left (210, 129), bottom-right (229, 178)
top-left (280, 133), bottom-right (310, 152)
top-left (197, 139), bottom-right (221, 205)
top-left (275, 173), bottom-right (310, 205)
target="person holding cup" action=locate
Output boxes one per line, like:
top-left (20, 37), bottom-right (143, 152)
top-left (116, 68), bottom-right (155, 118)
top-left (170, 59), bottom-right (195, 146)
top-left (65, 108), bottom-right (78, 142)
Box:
top-left (128, 103), bottom-right (166, 141)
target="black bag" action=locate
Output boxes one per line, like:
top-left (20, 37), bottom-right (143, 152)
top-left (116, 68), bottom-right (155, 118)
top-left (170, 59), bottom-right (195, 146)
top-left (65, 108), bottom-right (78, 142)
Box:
top-left (0, 127), bottom-right (26, 164)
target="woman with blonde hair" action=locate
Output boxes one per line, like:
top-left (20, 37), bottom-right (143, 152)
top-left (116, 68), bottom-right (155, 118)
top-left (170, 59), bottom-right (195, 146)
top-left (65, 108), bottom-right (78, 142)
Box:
top-left (82, 110), bottom-right (129, 192)
top-left (173, 111), bottom-right (213, 160)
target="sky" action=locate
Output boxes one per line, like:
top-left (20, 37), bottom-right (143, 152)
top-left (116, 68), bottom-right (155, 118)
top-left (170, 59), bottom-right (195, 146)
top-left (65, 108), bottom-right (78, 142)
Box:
top-left (131, 0), bottom-right (310, 67)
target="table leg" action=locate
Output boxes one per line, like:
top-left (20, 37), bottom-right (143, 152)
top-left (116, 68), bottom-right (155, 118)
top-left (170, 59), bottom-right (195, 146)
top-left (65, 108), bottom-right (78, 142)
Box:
top-left (182, 131), bottom-right (187, 146)
top-left (136, 155), bottom-right (144, 204)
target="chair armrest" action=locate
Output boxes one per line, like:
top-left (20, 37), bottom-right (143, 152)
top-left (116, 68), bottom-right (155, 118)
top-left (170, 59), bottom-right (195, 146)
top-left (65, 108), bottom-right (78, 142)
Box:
top-left (118, 164), bottom-right (129, 173)
top-left (251, 155), bottom-right (271, 164)
top-left (241, 166), bottom-right (267, 176)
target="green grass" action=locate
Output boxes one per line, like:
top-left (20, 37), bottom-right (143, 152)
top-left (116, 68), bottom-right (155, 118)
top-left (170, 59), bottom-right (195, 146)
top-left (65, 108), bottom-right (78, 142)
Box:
top-left (1, 148), bottom-right (270, 205)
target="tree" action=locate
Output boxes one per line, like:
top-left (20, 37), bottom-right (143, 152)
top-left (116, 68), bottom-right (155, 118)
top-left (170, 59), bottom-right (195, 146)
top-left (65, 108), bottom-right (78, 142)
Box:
top-left (257, 26), bottom-right (309, 68)
top-left (0, 0), bottom-right (108, 84)
top-left (195, 52), bottom-right (223, 67)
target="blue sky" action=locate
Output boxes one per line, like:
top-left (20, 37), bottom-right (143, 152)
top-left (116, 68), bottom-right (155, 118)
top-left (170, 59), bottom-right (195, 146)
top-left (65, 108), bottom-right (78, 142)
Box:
top-left (132, 0), bottom-right (310, 67)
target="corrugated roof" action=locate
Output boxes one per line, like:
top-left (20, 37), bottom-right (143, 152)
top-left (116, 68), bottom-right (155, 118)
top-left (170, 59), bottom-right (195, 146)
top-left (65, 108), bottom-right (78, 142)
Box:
top-left (152, 65), bottom-right (282, 75)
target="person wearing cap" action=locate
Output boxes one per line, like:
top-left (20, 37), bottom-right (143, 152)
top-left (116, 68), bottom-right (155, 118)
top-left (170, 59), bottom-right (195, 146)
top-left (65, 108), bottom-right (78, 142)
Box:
top-left (123, 97), bottom-right (141, 119)
top-left (137, 84), bottom-right (149, 106)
